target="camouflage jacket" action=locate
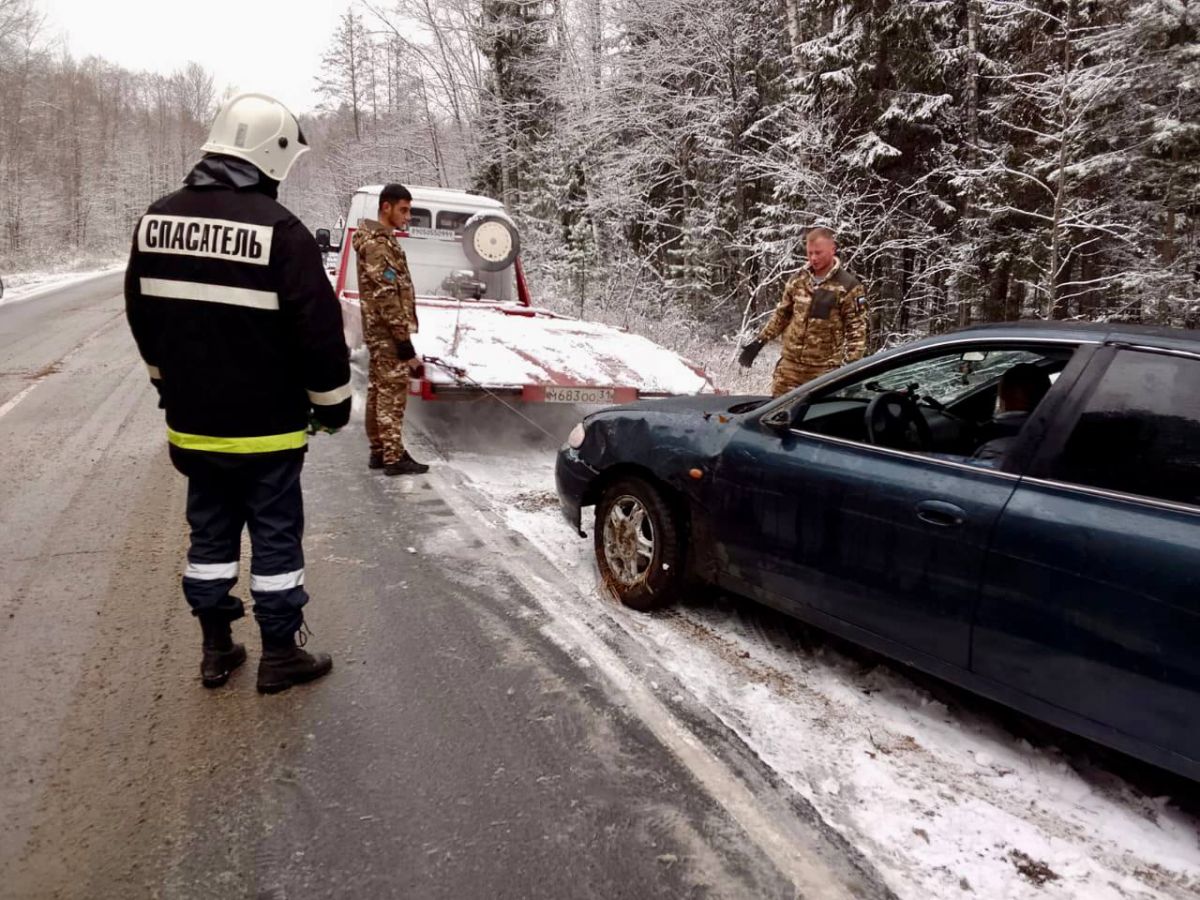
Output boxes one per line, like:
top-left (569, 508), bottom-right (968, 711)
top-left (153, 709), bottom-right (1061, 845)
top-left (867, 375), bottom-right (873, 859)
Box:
top-left (352, 218), bottom-right (418, 348)
top-left (757, 257), bottom-right (868, 368)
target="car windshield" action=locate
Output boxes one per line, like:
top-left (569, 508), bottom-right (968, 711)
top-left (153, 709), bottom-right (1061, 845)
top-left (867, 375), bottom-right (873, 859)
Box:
top-left (345, 226), bottom-right (517, 303)
top-left (829, 349), bottom-right (1045, 406)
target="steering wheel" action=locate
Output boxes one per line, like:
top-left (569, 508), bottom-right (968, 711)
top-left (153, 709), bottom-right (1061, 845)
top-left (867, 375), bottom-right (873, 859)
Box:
top-left (865, 391), bottom-right (933, 451)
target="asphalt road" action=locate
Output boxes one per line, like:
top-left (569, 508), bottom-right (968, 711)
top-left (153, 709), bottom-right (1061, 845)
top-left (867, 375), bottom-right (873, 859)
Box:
top-left (0, 275), bottom-right (890, 899)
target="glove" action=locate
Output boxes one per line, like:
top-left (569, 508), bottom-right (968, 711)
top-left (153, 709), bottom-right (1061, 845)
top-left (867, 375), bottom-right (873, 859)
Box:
top-left (307, 413), bottom-right (340, 436)
top-left (395, 338), bottom-right (416, 361)
top-left (738, 339), bottom-right (765, 369)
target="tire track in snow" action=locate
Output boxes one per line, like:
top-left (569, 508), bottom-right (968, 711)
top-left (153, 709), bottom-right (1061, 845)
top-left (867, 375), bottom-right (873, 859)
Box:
top-left (426, 444), bottom-right (1200, 900)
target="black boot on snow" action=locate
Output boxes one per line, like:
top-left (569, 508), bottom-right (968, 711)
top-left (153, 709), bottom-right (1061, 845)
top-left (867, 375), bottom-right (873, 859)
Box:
top-left (383, 450), bottom-right (430, 476)
top-left (199, 614), bottom-right (246, 689)
top-left (256, 632), bottom-right (333, 695)
top-left (368, 451), bottom-right (384, 470)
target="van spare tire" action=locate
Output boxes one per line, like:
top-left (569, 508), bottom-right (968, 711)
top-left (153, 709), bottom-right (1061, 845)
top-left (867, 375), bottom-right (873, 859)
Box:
top-left (463, 215), bottom-right (520, 271)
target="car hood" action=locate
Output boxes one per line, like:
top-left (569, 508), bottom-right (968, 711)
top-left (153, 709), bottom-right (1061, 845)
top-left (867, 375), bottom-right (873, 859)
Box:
top-left (592, 394), bottom-right (770, 419)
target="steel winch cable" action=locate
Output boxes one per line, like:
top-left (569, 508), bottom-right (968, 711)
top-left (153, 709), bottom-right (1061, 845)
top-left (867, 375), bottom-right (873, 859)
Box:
top-left (422, 356), bottom-right (564, 443)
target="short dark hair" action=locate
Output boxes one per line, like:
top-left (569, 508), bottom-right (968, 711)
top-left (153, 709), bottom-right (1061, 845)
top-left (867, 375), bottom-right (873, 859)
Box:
top-left (379, 183), bottom-right (412, 207)
top-left (1000, 363), bottom-right (1051, 409)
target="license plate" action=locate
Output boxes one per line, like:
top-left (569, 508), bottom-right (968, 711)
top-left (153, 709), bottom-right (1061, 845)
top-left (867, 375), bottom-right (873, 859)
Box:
top-left (544, 387), bottom-right (615, 404)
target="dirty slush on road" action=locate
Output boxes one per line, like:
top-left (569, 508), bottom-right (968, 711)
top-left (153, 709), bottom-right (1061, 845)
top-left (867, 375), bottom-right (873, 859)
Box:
top-left (425, 399), bottom-right (1200, 900)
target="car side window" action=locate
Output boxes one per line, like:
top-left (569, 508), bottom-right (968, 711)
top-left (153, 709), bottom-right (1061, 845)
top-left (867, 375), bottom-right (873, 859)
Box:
top-left (409, 207), bottom-right (433, 229)
top-left (826, 349), bottom-right (1041, 407)
top-left (792, 346), bottom-right (1071, 459)
top-left (1048, 350), bottom-right (1200, 507)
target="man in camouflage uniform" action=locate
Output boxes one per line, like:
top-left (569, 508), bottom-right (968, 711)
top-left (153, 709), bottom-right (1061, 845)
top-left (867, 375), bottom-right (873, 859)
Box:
top-left (352, 183), bottom-right (429, 475)
top-left (740, 227), bottom-right (868, 396)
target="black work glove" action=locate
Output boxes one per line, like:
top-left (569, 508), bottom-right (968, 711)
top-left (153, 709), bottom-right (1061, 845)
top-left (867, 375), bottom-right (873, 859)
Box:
top-left (395, 338), bottom-right (416, 361)
top-left (738, 339), bottom-right (765, 369)
top-left (151, 378), bottom-right (166, 409)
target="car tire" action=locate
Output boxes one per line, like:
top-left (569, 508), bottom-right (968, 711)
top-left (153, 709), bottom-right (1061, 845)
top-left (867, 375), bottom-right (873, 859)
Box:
top-left (593, 476), bottom-right (684, 611)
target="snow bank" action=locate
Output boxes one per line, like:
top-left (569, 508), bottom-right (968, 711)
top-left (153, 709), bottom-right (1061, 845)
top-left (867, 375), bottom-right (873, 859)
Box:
top-left (0, 264), bottom-right (124, 306)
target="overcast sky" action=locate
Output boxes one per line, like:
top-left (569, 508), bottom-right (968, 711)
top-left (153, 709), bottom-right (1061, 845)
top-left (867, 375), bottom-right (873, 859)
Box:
top-left (37, 0), bottom-right (358, 113)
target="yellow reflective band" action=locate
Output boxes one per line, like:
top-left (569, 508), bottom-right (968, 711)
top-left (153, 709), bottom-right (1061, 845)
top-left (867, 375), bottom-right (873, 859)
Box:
top-left (167, 428), bottom-right (308, 454)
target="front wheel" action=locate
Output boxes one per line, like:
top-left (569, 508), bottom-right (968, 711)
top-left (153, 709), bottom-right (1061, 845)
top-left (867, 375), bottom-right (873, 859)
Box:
top-left (593, 476), bottom-right (684, 611)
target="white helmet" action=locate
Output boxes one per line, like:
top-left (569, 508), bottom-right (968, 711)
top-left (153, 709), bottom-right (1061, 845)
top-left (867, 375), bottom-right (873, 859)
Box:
top-left (201, 93), bottom-right (309, 182)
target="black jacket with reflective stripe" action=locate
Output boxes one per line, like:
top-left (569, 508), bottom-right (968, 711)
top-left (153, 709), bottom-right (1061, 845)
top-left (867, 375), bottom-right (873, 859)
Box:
top-left (125, 160), bottom-right (350, 451)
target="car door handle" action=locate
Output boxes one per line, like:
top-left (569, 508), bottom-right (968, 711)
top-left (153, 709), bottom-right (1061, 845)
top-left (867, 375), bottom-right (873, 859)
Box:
top-left (915, 500), bottom-right (966, 528)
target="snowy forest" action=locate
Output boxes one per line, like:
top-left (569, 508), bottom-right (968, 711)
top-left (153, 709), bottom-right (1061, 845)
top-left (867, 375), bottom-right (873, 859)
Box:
top-left (0, 0), bottom-right (217, 270)
top-left (2, 0), bottom-right (1198, 354)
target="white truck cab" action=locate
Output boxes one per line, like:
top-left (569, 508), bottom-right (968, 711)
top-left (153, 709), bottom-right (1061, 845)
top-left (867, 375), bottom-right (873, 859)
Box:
top-left (327, 185), bottom-right (712, 404)
top-left (331, 186), bottom-right (525, 337)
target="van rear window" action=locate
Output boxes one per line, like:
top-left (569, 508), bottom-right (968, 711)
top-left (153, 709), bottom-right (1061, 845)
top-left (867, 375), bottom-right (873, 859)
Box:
top-left (436, 211), bottom-right (472, 234)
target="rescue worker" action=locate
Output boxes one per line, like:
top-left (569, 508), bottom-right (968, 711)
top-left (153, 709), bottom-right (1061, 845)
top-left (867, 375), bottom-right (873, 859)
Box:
top-left (125, 93), bottom-right (351, 694)
top-left (352, 183), bottom-right (429, 475)
top-left (739, 227), bottom-right (868, 395)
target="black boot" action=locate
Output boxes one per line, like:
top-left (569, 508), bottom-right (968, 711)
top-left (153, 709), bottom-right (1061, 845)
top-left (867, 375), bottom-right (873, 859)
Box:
top-left (368, 451), bottom-right (384, 470)
top-left (257, 630), bottom-right (333, 694)
top-left (383, 450), bottom-right (429, 476)
top-left (199, 613), bottom-right (246, 688)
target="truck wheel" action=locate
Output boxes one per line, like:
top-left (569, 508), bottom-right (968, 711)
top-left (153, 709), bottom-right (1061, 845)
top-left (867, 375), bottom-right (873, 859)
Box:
top-left (593, 476), bottom-right (684, 611)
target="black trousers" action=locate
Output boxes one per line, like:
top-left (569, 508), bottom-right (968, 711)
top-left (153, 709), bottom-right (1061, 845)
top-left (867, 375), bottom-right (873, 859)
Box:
top-left (171, 448), bottom-right (309, 641)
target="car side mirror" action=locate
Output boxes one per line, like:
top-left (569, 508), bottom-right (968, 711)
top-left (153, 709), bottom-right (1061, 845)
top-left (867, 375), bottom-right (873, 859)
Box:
top-left (762, 403), bottom-right (804, 432)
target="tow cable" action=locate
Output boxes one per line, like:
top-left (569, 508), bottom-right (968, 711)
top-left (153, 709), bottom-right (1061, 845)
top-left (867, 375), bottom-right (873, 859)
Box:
top-left (422, 356), bottom-right (564, 443)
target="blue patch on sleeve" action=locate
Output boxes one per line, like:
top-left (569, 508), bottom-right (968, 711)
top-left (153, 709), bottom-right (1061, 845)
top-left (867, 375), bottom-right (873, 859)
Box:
top-left (383, 268), bottom-right (397, 283)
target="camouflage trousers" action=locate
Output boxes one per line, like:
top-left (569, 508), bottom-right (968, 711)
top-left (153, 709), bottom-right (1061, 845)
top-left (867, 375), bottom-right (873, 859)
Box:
top-left (366, 346), bottom-right (411, 465)
top-left (771, 357), bottom-right (835, 397)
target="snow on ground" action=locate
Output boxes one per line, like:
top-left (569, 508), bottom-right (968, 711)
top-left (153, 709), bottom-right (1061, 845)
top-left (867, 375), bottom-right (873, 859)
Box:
top-left (424, 437), bottom-right (1200, 900)
top-left (0, 263), bottom-right (124, 305)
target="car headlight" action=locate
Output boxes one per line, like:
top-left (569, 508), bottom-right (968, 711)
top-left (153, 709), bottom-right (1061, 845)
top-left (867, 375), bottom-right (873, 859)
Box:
top-left (567, 422), bottom-right (586, 449)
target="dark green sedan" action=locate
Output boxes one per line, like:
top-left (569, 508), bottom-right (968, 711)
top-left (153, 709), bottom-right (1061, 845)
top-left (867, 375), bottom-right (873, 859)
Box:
top-left (557, 322), bottom-right (1199, 781)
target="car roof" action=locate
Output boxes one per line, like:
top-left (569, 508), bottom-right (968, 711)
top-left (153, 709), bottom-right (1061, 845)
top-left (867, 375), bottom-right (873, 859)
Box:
top-left (912, 320), bottom-right (1200, 355)
top-left (354, 185), bottom-right (505, 210)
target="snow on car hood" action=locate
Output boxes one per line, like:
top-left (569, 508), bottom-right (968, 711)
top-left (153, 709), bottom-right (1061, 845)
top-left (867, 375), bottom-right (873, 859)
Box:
top-left (416, 300), bottom-right (713, 395)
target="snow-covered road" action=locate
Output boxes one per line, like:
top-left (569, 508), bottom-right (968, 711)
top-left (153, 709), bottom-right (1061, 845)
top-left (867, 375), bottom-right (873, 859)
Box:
top-left (412, 406), bottom-right (1200, 900)
top-left (5, 271), bottom-right (1195, 897)
top-left (7, 268), bottom-right (1193, 896)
